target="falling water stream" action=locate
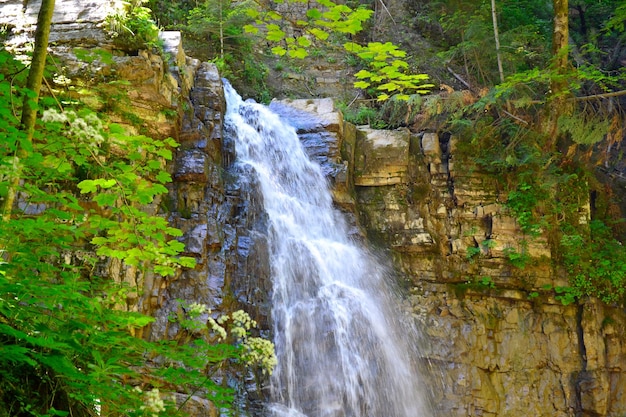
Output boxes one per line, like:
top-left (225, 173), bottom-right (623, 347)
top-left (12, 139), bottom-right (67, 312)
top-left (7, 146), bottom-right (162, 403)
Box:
top-left (224, 82), bottom-right (431, 417)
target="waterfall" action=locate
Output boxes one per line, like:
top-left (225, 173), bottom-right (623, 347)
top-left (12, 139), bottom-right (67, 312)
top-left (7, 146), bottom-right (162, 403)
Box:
top-left (224, 82), bottom-right (431, 417)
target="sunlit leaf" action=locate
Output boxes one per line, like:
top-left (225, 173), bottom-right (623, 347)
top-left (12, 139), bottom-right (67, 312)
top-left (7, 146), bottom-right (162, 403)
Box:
top-left (377, 93), bottom-right (390, 101)
top-left (378, 82), bottom-right (399, 91)
top-left (243, 24), bottom-right (258, 34)
top-left (288, 47), bottom-right (308, 59)
top-left (305, 28), bottom-right (327, 41)
top-left (306, 8), bottom-right (322, 19)
top-left (297, 36), bottom-right (312, 47)
top-left (354, 69), bottom-right (373, 79)
top-left (271, 46), bottom-right (287, 56)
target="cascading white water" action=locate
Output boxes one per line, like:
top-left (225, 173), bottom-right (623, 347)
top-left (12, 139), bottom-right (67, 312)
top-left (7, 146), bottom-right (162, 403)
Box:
top-left (224, 82), bottom-right (431, 417)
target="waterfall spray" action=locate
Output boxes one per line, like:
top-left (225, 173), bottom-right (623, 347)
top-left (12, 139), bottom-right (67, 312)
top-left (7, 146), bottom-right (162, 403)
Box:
top-left (224, 81), bottom-right (431, 417)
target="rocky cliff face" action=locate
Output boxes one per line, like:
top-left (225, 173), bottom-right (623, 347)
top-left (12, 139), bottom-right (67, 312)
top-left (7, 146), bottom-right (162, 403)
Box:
top-left (3, 2), bottom-right (625, 415)
top-left (267, 100), bottom-right (626, 417)
top-left (351, 124), bottom-right (626, 417)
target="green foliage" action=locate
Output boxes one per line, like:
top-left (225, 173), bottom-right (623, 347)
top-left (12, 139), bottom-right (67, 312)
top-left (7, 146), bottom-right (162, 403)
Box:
top-left (482, 238), bottom-right (497, 250)
top-left (477, 276), bottom-right (496, 289)
top-left (245, 0), bottom-right (432, 100)
top-left (435, 0), bottom-right (551, 86)
top-left (431, 0), bottom-right (625, 89)
top-left (145, 0), bottom-right (196, 28)
top-left (559, 220), bottom-right (626, 305)
top-left (336, 102), bottom-right (387, 128)
top-left (465, 239), bottom-right (495, 261)
top-left (0, 47), bottom-right (271, 416)
top-left (187, 0), bottom-right (253, 50)
top-left (73, 48), bottom-right (115, 65)
top-left (504, 245), bottom-right (531, 268)
top-left (527, 291), bottom-right (539, 299)
top-left (558, 113), bottom-right (610, 145)
top-left (606, 1), bottom-right (626, 32)
top-left (106, 0), bottom-right (160, 51)
top-left (184, 0), bottom-right (270, 102)
top-left (345, 42), bottom-right (434, 101)
top-left (459, 275), bottom-right (496, 291)
top-left (554, 285), bottom-right (579, 306)
top-left (466, 245), bottom-right (481, 260)
top-left (506, 182), bottom-right (545, 236)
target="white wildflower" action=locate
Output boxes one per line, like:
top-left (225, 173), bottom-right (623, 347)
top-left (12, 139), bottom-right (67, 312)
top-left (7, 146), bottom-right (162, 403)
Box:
top-left (41, 109), bottom-right (69, 124)
top-left (139, 388), bottom-right (165, 417)
top-left (242, 337), bottom-right (277, 375)
top-left (231, 310), bottom-right (257, 329)
top-left (41, 109), bottom-right (104, 147)
top-left (69, 115), bottom-right (104, 146)
top-left (208, 317), bottom-right (227, 340)
top-left (229, 310), bottom-right (257, 340)
top-left (52, 73), bottom-right (72, 86)
top-left (186, 302), bottom-right (208, 319)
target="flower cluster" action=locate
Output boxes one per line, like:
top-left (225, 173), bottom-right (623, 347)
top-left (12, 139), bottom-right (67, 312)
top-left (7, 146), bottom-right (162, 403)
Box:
top-left (229, 309), bottom-right (257, 339)
top-left (186, 302), bottom-right (208, 318)
top-left (134, 387), bottom-right (165, 417)
top-left (176, 302), bottom-right (277, 375)
top-left (208, 315), bottom-right (228, 340)
top-left (42, 109), bottom-right (105, 149)
top-left (241, 337), bottom-right (277, 375)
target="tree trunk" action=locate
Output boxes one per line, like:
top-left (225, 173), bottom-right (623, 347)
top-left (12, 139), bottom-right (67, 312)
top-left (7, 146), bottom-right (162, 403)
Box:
top-left (1, 0), bottom-right (56, 221)
top-left (545, 0), bottom-right (570, 150)
top-left (219, 0), bottom-right (224, 60)
top-left (491, 0), bottom-right (504, 83)
top-left (552, 0), bottom-right (569, 79)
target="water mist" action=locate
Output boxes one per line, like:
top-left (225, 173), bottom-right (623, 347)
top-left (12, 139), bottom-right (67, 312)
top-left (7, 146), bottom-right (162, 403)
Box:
top-left (224, 82), bottom-right (432, 417)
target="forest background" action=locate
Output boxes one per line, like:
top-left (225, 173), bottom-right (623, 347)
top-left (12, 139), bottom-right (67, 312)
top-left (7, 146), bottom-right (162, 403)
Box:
top-left (1, 0), bottom-right (626, 415)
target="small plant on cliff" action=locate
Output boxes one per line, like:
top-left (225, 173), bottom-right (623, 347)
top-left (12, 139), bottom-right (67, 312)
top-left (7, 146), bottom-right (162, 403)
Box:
top-left (177, 301), bottom-right (277, 375)
top-left (106, 0), bottom-right (160, 51)
top-left (337, 101), bottom-right (387, 128)
top-left (559, 220), bottom-right (626, 306)
top-left (505, 182), bottom-right (546, 237)
top-left (504, 245), bottom-right (531, 268)
top-left (466, 244), bottom-right (482, 261)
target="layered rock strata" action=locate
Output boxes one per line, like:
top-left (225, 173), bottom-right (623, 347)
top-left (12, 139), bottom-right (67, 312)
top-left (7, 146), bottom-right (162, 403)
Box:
top-left (274, 98), bottom-right (626, 417)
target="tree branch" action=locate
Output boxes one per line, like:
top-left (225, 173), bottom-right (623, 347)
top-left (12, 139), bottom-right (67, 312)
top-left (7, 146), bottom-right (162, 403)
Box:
top-left (446, 66), bottom-right (472, 90)
top-left (575, 89), bottom-right (626, 101)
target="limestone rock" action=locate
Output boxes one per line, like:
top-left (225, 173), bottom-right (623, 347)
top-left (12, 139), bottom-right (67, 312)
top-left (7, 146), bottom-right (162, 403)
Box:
top-left (271, 97), bottom-right (343, 135)
top-left (354, 127), bottom-right (410, 186)
top-left (173, 149), bottom-right (209, 183)
top-left (172, 393), bottom-right (218, 417)
top-left (0, 0), bottom-right (123, 47)
top-left (421, 132), bottom-right (442, 164)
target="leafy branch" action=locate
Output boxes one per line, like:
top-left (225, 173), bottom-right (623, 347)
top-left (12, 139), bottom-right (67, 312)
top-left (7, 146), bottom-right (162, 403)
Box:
top-left (0, 44), bottom-right (269, 415)
top-left (244, 0), bottom-right (433, 100)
